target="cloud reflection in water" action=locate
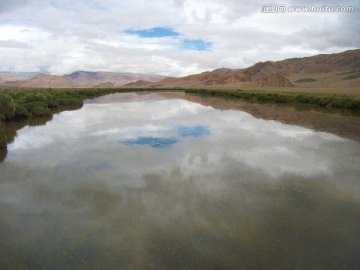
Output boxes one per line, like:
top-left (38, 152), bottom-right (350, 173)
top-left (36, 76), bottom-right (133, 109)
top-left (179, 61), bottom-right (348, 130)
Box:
top-left (121, 124), bottom-right (210, 148)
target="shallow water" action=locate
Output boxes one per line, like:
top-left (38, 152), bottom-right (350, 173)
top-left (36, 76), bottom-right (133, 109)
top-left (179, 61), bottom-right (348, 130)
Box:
top-left (1, 92), bottom-right (360, 269)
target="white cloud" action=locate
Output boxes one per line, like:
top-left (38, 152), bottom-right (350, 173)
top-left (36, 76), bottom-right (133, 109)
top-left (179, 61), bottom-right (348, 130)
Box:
top-left (0, 0), bottom-right (358, 76)
top-left (0, 39), bottom-right (30, 48)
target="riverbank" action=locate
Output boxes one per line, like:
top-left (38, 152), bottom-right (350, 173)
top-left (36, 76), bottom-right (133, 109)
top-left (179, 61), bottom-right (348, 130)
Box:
top-left (2, 87), bottom-right (360, 152)
top-left (185, 88), bottom-right (360, 110)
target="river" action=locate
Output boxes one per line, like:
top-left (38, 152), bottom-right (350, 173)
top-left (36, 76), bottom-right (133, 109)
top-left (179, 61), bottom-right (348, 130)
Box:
top-left (1, 92), bottom-right (360, 269)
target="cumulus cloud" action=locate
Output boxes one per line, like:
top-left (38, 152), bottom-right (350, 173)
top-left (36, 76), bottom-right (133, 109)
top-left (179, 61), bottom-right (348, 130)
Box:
top-left (0, 0), bottom-right (358, 76)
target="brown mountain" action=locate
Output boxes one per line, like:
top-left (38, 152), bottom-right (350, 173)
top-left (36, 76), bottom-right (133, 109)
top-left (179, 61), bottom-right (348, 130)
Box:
top-left (0, 75), bottom-right (27, 83)
top-left (151, 49), bottom-right (360, 91)
top-left (94, 82), bottom-right (116, 88)
top-left (123, 80), bottom-right (156, 87)
top-left (64, 71), bottom-right (165, 87)
top-left (0, 71), bottom-right (166, 88)
top-left (3, 74), bottom-right (75, 88)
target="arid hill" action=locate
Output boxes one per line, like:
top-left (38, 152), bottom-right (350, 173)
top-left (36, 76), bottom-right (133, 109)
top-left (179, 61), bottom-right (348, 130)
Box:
top-left (93, 82), bottom-right (116, 88)
top-left (64, 71), bottom-right (165, 87)
top-left (2, 74), bottom-right (75, 88)
top-left (123, 80), bottom-right (155, 87)
top-left (0, 71), bottom-right (166, 88)
top-left (1, 49), bottom-right (359, 93)
top-left (0, 75), bottom-right (28, 84)
top-left (149, 49), bottom-right (360, 91)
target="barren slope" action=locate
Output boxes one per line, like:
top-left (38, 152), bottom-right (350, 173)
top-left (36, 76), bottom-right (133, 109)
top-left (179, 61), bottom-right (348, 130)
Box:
top-left (3, 74), bottom-right (74, 88)
top-left (64, 71), bottom-right (165, 86)
top-left (151, 49), bottom-right (360, 92)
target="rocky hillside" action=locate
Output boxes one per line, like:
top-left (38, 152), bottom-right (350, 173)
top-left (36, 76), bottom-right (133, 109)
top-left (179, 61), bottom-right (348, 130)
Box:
top-left (150, 49), bottom-right (360, 89)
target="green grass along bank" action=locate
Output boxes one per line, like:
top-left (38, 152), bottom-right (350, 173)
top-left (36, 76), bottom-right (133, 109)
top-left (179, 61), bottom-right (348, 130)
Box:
top-left (185, 88), bottom-right (360, 110)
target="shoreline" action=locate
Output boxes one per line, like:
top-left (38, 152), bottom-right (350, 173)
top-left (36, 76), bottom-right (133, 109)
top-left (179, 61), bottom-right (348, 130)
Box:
top-left (1, 87), bottom-right (360, 155)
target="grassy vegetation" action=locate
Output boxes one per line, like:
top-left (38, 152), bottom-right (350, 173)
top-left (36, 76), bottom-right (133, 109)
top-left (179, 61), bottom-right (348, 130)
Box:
top-left (31, 107), bottom-right (52, 117)
top-left (0, 87), bottom-right (141, 120)
top-left (185, 88), bottom-right (360, 110)
top-left (56, 97), bottom-right (82, 106)
top-left (23, 101), bottom-right (48, 110)
top-left (14, 104), bottom-right (29, 119)
top-left (0, 93), bottom-right (15, 120)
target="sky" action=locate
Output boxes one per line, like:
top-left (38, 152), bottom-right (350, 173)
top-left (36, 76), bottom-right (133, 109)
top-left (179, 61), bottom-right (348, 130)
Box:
top-left (0, 0), bottom-right (359, 77)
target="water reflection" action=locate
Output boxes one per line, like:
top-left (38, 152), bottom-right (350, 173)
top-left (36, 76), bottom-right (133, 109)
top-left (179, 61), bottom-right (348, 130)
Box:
top-left (161, 92), bottom-right (360, 141)
top-left (121, 125), bottom-right (210, 148)
top-left (123, 137), bottom-right (178, 148)
top-left (0, 93), bottom-right (360, 269)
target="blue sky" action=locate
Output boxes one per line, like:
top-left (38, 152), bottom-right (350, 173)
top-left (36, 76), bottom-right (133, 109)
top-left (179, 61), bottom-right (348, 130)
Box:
top-left (181, 39), bottom-right (212, 51)
top-left (124, 27), bottom-right (180, 38)
top-left (0, 0), bottom-right (358, 76)
top-left (124, 27), bottom-right (212, 51)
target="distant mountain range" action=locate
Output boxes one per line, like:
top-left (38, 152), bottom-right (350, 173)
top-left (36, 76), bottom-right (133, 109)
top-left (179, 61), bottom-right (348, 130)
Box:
top-left (1, 49), bottom-right (359, 90)
top-left (0, 71), bottom-right (166, 88)
top-left (64, 71), bottom-right (165, 87)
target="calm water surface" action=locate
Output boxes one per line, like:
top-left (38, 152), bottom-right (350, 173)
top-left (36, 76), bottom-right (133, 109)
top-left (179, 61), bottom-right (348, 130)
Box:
top-left (1, 92), bottom-right (360, 269)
